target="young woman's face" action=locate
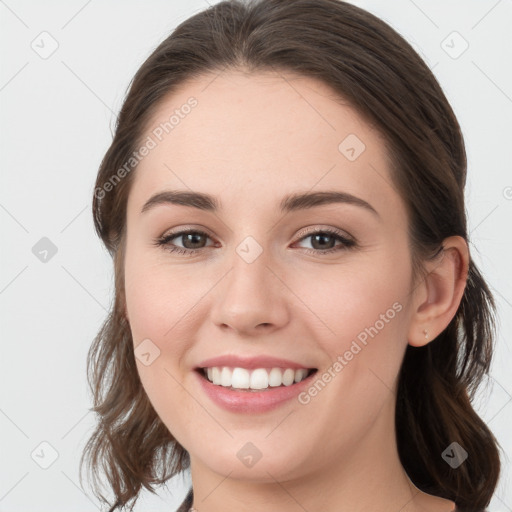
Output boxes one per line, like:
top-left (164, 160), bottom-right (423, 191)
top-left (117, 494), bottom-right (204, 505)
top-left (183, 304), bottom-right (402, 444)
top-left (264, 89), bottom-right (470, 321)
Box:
top-left (124, 70), bottom-right (419, 481)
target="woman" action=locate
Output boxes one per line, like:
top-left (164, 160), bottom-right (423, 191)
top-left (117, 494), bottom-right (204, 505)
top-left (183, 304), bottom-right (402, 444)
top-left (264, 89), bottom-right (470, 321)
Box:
top-left (80, 1), bottom-right (501, 511)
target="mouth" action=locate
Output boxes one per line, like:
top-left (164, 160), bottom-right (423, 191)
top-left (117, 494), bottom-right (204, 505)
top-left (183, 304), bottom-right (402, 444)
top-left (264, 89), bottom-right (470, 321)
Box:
top-left (195, 366), bottom-right (318, 392)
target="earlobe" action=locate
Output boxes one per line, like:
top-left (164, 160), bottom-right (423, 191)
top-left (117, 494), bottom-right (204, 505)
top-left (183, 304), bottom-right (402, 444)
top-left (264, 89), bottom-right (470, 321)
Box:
top-left (408, 236), bottom-right (469, 347)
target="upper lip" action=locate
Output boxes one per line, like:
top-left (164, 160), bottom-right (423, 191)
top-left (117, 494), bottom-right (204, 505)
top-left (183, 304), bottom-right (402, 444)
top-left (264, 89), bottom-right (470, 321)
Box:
top-left (196, 355), bottom-right (317, 370)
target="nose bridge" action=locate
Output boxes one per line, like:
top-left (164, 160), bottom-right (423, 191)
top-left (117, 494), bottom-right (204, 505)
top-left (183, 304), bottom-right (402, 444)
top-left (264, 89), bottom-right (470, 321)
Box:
top-left (209, 237), bottom-right (289, 334)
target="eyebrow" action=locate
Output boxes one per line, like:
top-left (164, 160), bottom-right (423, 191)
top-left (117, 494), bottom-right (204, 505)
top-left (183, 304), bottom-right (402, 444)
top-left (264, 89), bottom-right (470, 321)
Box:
top-left (140, 190), bottom-right (379, 217)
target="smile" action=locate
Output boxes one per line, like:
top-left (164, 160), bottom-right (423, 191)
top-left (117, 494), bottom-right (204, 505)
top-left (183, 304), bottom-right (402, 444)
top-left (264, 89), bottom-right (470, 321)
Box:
top-left (194, 366), bottom-right (319, 413)
top-left (199, 366), bottom-right (316, 391)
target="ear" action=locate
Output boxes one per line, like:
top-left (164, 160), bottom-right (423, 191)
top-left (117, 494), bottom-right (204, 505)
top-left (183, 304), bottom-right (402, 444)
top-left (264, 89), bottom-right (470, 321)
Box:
top-left (408, 236), bottom-right (469, 347)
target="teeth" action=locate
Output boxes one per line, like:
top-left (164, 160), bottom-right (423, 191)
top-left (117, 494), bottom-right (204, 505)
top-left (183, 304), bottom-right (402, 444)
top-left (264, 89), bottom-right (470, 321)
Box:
top-left (268, 368), bottom-right (282, 387)
top-left (212, 367), bottom-right (221, 385)
top-left (232, 367), bottom-right (250, 389)
top-left (220, 367), bottom-right (232, 387)
top-left (250, 368), bottom-right (268, 389)
top-left (202, 366), bottom-right (312, 390)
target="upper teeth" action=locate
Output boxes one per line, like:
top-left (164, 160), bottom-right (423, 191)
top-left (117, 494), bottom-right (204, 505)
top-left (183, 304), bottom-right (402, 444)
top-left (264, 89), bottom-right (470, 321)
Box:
top-left (204, 367), bottom-right (311, 390)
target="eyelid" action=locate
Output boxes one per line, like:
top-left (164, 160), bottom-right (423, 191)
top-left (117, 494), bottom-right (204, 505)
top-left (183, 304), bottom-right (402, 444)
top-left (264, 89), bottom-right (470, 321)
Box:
top-left (294, 225), bottom-right (354, 242)
top-left (159, 224), bottom-right (215, 239)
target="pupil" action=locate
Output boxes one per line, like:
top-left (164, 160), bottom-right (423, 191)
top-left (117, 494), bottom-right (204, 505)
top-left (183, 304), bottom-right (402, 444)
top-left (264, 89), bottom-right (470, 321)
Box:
top-left (313, 233), bottom-right (334, 249)
top-left (184, 233), bottom-right (204, 249)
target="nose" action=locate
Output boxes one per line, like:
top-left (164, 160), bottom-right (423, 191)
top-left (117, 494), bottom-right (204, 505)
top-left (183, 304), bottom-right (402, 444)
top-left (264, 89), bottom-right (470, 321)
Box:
top-left (209, 248), bottom-right (290, 337)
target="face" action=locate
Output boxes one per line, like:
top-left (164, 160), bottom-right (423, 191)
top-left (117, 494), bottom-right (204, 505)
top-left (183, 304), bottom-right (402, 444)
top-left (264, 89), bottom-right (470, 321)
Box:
top-left (124, 69), bottom-right (418, 482)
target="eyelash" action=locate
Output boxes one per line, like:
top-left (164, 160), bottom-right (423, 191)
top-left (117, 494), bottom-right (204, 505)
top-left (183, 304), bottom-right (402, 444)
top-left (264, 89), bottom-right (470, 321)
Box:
top-left (153, 227), bottom-right (356, 257)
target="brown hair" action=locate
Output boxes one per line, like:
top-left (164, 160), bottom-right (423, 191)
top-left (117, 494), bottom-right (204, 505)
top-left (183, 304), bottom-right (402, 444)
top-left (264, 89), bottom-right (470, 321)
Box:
top-left (80, 1), bottom-right (502, 510)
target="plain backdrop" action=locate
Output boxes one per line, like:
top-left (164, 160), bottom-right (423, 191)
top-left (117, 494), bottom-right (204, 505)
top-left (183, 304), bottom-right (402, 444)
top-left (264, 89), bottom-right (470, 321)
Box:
top-left (1, 1), bottom-right (511, 510)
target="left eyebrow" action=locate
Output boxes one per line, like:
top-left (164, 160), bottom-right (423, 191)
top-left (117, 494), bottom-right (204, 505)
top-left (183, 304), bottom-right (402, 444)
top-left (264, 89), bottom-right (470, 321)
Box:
top-left (140, 189), bottom-right (379, 217)
top-left (141, 190), bottom-right (219, 214)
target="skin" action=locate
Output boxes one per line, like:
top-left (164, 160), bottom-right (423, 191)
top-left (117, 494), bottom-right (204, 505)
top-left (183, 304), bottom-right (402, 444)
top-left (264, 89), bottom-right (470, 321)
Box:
top-left (123, 69), bottom-right (468, 512)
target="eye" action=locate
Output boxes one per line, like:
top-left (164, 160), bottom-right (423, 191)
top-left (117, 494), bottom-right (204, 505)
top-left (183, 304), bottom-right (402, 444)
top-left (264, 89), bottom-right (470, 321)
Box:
top-left (154, 226), bottom-right (356, 256)
top-left (154, 228), bottom-right (216, 256)
top-left (293, 227), bottom-right (356, 255)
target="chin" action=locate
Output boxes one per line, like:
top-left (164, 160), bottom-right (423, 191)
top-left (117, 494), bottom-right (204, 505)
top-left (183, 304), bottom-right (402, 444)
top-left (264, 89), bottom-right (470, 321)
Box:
top-left (191, 439), bottom-right (311, 482)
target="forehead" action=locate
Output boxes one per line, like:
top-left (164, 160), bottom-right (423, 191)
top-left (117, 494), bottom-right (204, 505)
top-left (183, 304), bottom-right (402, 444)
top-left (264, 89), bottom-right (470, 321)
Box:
top-left (128, 69), bottom-right (402, 219)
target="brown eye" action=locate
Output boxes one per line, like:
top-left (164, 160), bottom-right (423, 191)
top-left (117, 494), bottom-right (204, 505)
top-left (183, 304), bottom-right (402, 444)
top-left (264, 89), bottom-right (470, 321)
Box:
top-left (294, 229), bottom-right (355, 255)
top-left (154, 229), bottom-right (215, 256)
top-left (178, 232), bottom-right (208, 250)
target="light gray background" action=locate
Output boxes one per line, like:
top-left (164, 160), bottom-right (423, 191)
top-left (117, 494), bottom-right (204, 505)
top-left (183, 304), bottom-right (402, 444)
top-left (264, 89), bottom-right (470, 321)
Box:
top-left (1, 1), bottom-right (510, 510)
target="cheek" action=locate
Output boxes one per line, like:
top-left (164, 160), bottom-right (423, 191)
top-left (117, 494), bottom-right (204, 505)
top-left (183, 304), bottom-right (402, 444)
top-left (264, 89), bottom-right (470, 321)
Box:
top-left (289, 260), bottom-right (412, 444)
top-left (123, 250), bottom-right (199, 442)
top-left (124, 248), bottom-right (207, 343)
top-left (300, 255), bottom-right (410, 342)
top-left (293, 247), bottom-right (412, 396)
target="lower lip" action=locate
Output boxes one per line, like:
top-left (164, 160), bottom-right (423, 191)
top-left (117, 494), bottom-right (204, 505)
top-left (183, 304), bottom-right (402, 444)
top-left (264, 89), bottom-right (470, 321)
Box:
top-left (194, 369), bottom-right (318, 413)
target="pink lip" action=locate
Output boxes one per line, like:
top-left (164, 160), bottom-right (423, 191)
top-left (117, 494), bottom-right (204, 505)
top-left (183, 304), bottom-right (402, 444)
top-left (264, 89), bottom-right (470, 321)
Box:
top-left (196, 354), bottom-right (316, 370)
top-left (193, 368), bottom-right (318, 413)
